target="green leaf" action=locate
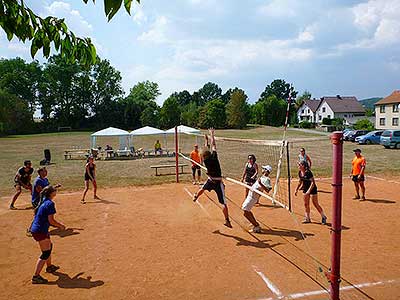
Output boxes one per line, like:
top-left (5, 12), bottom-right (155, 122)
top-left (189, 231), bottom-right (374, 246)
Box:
top-left (30, 42), bottom-right (39, 58)
top-left (106, 0), bottom-right (123, 21)
top-left (124, 0), bottom-right (132, 15)
top-left (6, 30), bottom-right (13, 41)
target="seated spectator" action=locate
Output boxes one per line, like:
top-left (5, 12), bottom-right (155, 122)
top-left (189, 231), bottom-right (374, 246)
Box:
top-left (154, 140), bottom-right (162, 155)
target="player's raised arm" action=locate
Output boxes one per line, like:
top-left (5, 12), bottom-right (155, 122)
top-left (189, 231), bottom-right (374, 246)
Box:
top-left (209, 128), bottom-right (217, 152)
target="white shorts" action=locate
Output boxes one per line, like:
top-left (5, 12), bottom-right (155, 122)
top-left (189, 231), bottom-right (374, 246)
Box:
top-left (242, 191), bottom-right (261, 211)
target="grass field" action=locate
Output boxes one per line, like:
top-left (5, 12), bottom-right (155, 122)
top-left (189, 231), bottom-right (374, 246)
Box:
top-left (0, 126), bottom-right (399, 197)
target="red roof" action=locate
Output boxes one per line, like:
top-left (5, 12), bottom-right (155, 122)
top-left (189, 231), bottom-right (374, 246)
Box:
top-left (375, 90), bottom-right (400, 105)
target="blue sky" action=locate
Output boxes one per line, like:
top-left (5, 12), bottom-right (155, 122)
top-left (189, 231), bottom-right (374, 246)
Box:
top-left (1, 0), bottom-right (400, 104)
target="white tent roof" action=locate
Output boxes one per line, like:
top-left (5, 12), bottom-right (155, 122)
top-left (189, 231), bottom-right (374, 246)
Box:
top-left (91, 127), bottom-right (130, 137)
top-left (165, 125), bottom-right (201, 134)
top-left (130, 126), bottom-right (165, 136)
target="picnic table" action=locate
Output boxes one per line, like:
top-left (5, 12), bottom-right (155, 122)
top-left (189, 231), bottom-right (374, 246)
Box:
top-left (150, 163), bottom-right (188, 176)
top-left (116, 149), bottom-right (132, 157)
top-left (64, 149), bottom-right (90, 160)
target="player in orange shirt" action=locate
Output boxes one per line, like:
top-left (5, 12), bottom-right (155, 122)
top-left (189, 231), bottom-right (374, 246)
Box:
top-left (350, 148), bottom-right (366, 201)
top-left (190, 144), bottom-right (202, 184)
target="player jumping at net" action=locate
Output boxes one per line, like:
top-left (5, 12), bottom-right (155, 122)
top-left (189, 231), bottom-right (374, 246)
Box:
top-left (241, 165), bottom-right (272, 233)
top-left (295, 161), bottom-right (327, 224)
top-left (30, 185), bottom-right (65, 284)
top-left (10, 160), bottom-right (34, 210)
top-left (193, 128), bottom-right (232, 228)
top-left (190, 144), bottom-right (201, 185)
top-left (81, 156), bottom-right (99, 204)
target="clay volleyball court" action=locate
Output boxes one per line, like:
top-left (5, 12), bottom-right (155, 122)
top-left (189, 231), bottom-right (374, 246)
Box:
top-left (0, 176), bottom-right (399, 300)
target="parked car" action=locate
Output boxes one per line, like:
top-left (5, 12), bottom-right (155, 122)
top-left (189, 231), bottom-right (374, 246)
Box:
top-left (380, 130), bottom-right (400, 149)
top-left (347, 130), bottom-right (370, 142)
top-left (355, 130), bottom-right (384, 144)
top-left (343, 130), bottom-right (355, 141)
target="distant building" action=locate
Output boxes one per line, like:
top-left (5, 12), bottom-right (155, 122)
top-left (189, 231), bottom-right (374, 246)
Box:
top-left (315, 95), bottom-right (365, 123)
top-left (374, 90), bottom-right (400, 130)
top-left (297, 99), bottom-right (320, 123)
top-left (296, 95), bottom-right (366, 125)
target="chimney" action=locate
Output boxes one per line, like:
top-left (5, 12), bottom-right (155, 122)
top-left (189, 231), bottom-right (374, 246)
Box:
top-left (336, 95), bottom-right (342, 99)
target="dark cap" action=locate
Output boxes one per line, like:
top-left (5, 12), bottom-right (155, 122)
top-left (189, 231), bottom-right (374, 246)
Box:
top-left (353, 148), bottom-right (362, 153)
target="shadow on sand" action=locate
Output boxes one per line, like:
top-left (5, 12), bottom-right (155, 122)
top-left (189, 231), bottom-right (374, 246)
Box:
top-left (49, 271), bottom-right (104, 289)
top-left (363, 198), bottom-right (396, 204)
top-left (259, 227), bottom-right (315, 241)
top-left (84, 197), bottom-right (120, 205)
top-left (212, 230), bottom-right (282, 249)
top-left (49, 227), bottom-right (83, 238)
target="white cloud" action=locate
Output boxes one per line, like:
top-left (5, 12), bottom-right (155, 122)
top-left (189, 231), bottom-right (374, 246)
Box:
top-left (132, 3), bottom-right (147, 25)
top-left (137, 16), bottom-right (169, 43)
top-left (44, 1), bottom-right (93, 36)
top-left (348, 0), bottom-right (400, 48)
top-left (258, 0), bottom-right (297, 18)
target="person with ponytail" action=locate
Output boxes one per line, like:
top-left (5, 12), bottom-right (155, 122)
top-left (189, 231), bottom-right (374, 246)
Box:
top-left (294, 161), bottom-right (327, 225)
top-left (241, 154), bottom-right (259, 198)
top-left (30, 185), bottom-right (65, 284)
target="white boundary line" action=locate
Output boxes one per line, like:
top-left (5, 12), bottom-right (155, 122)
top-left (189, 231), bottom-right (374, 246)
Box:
top-left (257, 279), bottom-right (397, 300)
top-left (367, 175), bottom-right (400, 185)
top-left (253, 266), bottom-right (284, 299)
top-left (183, 187), bottom-right (211, 217)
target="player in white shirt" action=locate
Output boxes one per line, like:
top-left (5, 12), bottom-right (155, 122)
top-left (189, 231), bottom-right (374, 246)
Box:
top-left (241, 165), bottom-right (272, 233)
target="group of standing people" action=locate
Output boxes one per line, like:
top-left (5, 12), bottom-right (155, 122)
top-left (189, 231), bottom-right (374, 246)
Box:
top-left (9, 156), bottom-right (99, 284)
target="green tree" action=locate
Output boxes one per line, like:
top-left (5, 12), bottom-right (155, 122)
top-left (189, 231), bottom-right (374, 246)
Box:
top-left (226, 88), bottom-right (249, 129)
top-left (0, 0), bottom-right (139, 66)
top-left (198, 99), bottom-right (226, 128)
top-left (0, 57), bottom-right (42, 117)
top-left (0, 89), bottom-right (33, 134)
top-left (295, 90), bottom-right (311, 109)
top-left (196, 82), bottom-right (222, 106)
top-left (354, 119), bottom-right (374, 131)
top-left (172, 90), bottom-right (192, 106)
top-left (123, 81), bottom-right (161, 128)
top-left (160, 96), bottom-right (180, 129)
top-left (180, 101), bottom-right (199, 128)
top-left (260, 79), bottom-right (298, 101)
top-left (251, 95), bottom-right (287, 126)
top-left (90, 58), bottom-right (124, 128)
top-left (140, 102), bottom-right (160, 127)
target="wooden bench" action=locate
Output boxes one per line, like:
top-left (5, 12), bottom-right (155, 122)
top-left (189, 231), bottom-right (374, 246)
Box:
top-left (64, 149), bottom-right (90, 160)
top-left (150, 163), bottom-right (188, 176)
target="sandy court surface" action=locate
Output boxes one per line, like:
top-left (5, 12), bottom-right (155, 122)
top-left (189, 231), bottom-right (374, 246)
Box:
top-left (0, 176), bottom-right (399, 300)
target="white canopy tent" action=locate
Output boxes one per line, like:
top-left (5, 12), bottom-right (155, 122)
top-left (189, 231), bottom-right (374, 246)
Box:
top-left (91, 127), bottom-right (130, 150)
top-left (165, 125), bottom-right (201, 134)
top-left (130, 126), bottom-right (165, 136)
top-left (130, 126), bottom-right (167, 149)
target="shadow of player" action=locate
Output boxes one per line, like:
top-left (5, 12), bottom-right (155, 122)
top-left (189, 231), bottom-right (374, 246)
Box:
top-left (85, 197), bottom-right (120, 205)
top-left (49, 271), bottom-right (104, 289)
top-left (260, 227), bottom-right (315, 241)
top-left (49, 227), bottom-right (83, 238)
top-left (212, 230), bottom-right (281, 249)
top-left (363, 198), bottom-right (396, 204)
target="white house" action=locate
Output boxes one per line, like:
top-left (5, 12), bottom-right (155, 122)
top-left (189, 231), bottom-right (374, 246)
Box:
top-left (297, 99), bottom-right (321, 123)
top-left (374, 90), bottom-right (400, 130)
top-left (315, 95), bottom-right (365, 124)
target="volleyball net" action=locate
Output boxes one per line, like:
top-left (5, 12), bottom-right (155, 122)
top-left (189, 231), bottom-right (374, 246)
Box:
top-left (176, 132), bottom-right (292, 210)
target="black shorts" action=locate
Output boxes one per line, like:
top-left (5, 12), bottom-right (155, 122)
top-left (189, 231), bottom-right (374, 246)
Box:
top-left (352, 175), bottom-right (365, 182)
top-left (192, 165), bottom-right (201, 176)
top-left (84, 173), bottom-right (93, 181)
top-left (303, 186), bottom-right (318, 195)
top-left (245, 179), bottom-right (256, 186)
top-left (202, 179), bottom-right (226, 205)
top-left (14, 182), bottom-right (31, 189)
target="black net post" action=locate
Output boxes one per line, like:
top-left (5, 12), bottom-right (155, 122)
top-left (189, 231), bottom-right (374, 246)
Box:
top-left (286, 141), bottom-right (292, 212)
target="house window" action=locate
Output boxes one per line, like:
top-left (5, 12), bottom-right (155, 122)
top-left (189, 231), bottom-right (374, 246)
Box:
top-left (380, 105), bottom-right (385, 113)
top-left (380, 118), bottom-right (385, 126)
top-left (393, 104), bottom-right (399, 113)
top-left (319, 115), bottom-right (322, 121)
top-left (344, 114), bottom-right (347, 118)
top-left (393, 118), bottom-right (399, 126)
top-left (328, 115), bottom-right (331, 119)
top-left (307, 109), bottom-right (310, 113)
top-left (302, 109), bottom-right (305, 114)
top-left (322, 107), bottom-right (326, 113)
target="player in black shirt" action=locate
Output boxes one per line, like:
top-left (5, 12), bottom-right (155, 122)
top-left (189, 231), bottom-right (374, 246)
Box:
top-left (294, 160), bottom-right (327, 224)
top-left (193, 128), bottom-right (232, 228)
top-left (10, 160), bottom-right (34, 209)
